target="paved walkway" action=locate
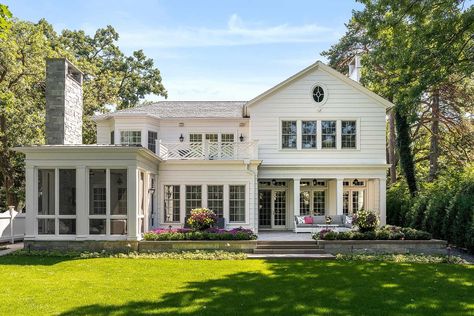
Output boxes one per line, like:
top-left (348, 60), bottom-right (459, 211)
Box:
top-left (0, 242), bottom-right (23, 256)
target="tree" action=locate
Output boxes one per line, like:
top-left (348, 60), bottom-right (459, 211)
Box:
top-left (0, 18), bottom-right (167, 208)
top-left (0, 4), bottom-right (11, 38)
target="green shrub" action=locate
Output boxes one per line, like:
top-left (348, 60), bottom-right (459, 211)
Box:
top-left (452, 179), bottom-right (474, 248)
top-left (187, 208), bottom-right (217, 231)
top-left (407, 194), bottom-right (428, 230)
top-left (312, 226), bottom-right (431, 241)
top-left (337, 231), bottom-right (353, 240)
top-left (400, 227), bottom-right (431, 240)
top-left (352, 209), bottom-right (379, 232)
top-left (467, 219), bottom-right (474, 253)
top-left (387, 181), bottom-right (411, 226)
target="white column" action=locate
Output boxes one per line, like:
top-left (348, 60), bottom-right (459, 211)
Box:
top-left (336, 178), bottom-right (344, 215)
top-left (293, 178), bottom-right (301, 216)
top-left (127, 166), bottom-right (139, 240)
top-left (296, 121), bottom-right (302, 150)
top-left (379, 178), bottom-right (387, 225)
top-left (336, 120), bottom-right (342, 150)
top-left (24, 166), bottom-right (35, 239)
top-left (76, 166), bottom-right (88, 239)
top-left (202, 185), bottom-right (208, 209)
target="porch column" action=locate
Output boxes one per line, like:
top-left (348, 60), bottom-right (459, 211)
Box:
top-left (76, 166), bottom-right (88, 239)
top-left (293, 178), bottom-right (301, 216)
top-left (379, 178), bottom-right (387, 225)
top-left (336, 178), bottom-right (344, 215)
top-left (127, 166), bottom-right (139, 240)
top-left (24, 166), bottom-right (35, 239)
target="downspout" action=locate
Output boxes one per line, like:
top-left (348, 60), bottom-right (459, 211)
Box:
top-left (245, 160), bottom-right (260, 234)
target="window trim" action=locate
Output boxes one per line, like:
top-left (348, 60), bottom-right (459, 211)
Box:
top-left (119, 130), bottom-right (142, 146)
top-left (281, 120), bottom-right (297, 149)
top-left (309, 82), bottom-right (328, 105)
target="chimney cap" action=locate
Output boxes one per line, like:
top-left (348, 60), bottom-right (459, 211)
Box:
top-left (46, 57), bottom-right (84, 75)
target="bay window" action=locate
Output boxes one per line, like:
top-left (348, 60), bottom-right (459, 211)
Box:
top-left (148, 131), bottom-right (158, 152)
top-left (120, 131), bottom-right (141, 146)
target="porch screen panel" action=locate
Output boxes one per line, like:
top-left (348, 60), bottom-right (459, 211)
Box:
top-left (321, 120), bottom-right (336, 148)
top-left (110, 169), bottom-right (127, 215)
top-left (313, 191), bottom-right (326, 215)
top-left (89, 169), bottom-right (106, 215)
top-left (59, 169), bottom-right (76, 215)
top-left (164, 185), bottom-right (180, 222)
top-left (38, 169), bottom-right (55, 215)
top-left (229, 185), bottom-right (245, 222)
top-left (300, 191), bottom-right (310, 215)
top-left (282, 121), bottom-right (297, 148)
top-left (207, 185), bottom-right (224, 218)
top-left (185, 185), bottom-right (202, 216)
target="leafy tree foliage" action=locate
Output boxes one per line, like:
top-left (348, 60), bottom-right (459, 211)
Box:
top-left (0, 18), bottom-right (167, 208)
top-left (0, 4), bottom-right (11, 38)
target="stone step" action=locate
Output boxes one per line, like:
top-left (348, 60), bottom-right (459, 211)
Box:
top-left (253, 248), bottom-right (327, 254)
top-left (256, 241), bottom-right (317, 246)
top-left (248, 253), bottom-right (335, 260)
top-left (256, 244), bottom-right (323, 249)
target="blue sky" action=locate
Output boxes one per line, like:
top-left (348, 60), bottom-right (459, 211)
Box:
top-left (4, 0), bottom-right (362, 101)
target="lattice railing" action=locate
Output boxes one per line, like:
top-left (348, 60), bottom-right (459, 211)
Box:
top-left (156, 141), bottom-right (258, 160)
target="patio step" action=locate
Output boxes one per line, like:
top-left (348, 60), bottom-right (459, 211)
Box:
top-left (256, 244), bottom-right (323, 249)
top-left (256, 241), bottom-right (318, 246)
top-left (253, 248), bottom-right (326, 254)
top-left (248, 253), bottom-right (335, 260)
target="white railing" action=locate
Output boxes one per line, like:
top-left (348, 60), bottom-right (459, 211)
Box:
top-left (156, 140), bottom-right (258, 160)
top-left (0, 206), bottom-right (25, 243)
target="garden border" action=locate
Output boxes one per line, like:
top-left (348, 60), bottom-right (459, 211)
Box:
top-left (318, 239), bottom-right (447, 255)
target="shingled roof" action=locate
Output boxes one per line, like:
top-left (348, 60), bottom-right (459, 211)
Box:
top-left (94, 101), bottom-right (247, 121)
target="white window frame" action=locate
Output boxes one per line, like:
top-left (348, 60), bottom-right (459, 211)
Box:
top-left (120, 130), bottom-right (142, 146)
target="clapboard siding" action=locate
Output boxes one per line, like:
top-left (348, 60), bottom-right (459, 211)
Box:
top-left (248, 66), bottom-right (387, 165)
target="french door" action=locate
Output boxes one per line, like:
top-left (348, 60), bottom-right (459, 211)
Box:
top-left (258, 189), bottom-right (287, 229)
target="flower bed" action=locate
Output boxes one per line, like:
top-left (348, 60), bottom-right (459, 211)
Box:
top-left (143, 227), bottom-right (257, 241)
top-left (313, 225), bottom-right (432, 241)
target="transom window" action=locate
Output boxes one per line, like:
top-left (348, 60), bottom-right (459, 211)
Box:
top-left (341, 121), bottom-right (357, 149)
top-left (321, 120), bottom-right (336, 148)
top-left (185, 185), bottom-right (202, 216)
top-left (120, 131), bottom-right (141, 146)
top-left (282, 121), bottom-right (297, 148)
top-left (221, 134), bottom-right (234, 142)
top-left (189, 133), bottom-right (203, 142)
top-left (312, 85), bottom-right (325, 103)
top-left (302, 121), bottom-right (317, 149)
top-left (164, 185), bottom-right (180, 222)
top-left (207, 185), bottom-right (224, 218)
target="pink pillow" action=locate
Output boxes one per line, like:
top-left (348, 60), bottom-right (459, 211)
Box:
top-left (304, 216), bottom-right (313, 224)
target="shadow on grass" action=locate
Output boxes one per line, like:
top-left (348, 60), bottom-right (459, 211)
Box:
top-left (0, 255), bottom-right (78, 266)
top-left (58, 260), bottom-right (474, 316)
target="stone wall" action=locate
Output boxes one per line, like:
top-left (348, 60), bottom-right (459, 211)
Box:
top-left (45, 58), bottom-right (83, 145)
top-left (319, 240), bottom-right (447, 255)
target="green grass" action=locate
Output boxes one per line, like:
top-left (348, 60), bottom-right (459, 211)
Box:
top-left (0, 256), bottom-right (473, 316)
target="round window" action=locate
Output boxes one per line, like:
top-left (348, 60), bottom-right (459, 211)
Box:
top-left (312, 85), bottom-right (325, 103)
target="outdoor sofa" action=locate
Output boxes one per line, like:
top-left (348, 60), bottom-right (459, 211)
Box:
top-left (294, 215), bottom-right (352, 233)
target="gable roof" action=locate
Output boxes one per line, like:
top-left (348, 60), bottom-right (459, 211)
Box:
top-left (94, 101), bottom-right (247, 121)
top-left (246, 61), bottom-right (394, 109)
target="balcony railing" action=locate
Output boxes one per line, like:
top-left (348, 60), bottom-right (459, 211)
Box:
top-left (156, 140), bottom-right (258, 160)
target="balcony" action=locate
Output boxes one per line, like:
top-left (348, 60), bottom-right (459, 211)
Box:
top-left (156, 140), bottom-right (258, 160)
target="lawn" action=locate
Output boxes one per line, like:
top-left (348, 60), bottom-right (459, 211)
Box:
top-left (0, 256), bottom-right (473, 316)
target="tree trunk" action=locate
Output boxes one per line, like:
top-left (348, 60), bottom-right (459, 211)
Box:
top-left (428, 90), bottom-right (440, 181)
top-left (388, 109), bottom-right (397, 184)
top-left (395, 109), bottom-right (418, 196)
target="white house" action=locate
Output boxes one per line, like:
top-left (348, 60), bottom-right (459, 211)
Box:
top-left (15, 58), bottom-right (391, 242)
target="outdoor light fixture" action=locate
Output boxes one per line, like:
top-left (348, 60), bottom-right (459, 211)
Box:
top-left (271, 179), bottom-right (277, 186)
top-left (179, 134), bottom-right (184, 142)
top-left (240, 134), bottom-right (244, 142)
top-left (353, 179), bottom-right (360, 186)
top-left (148, 185), bottom-right (156, 195)
top-left (313, 179), bottom-right (318, 186)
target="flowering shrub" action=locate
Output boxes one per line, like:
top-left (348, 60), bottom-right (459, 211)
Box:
top-left (312, 225), bottom-right (431, 241)
top-left (187, 208), bottom-right (217, 231)
top-left (352, 209), bottom-right (379, 232)
top-left (143, 227), bottom-right (257, 241)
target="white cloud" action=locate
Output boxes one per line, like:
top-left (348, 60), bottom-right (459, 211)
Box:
top-left (119, 14), bottom-right (339, 48)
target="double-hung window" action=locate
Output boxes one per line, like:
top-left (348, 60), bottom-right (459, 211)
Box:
top-left (164, 185), bottom-right (180, 222)
top-left (341, 121), bottom-right (357, 149)
top-left (207, 185), bottom-right (224, 218)
top-left (282, 121), bottom-right (297, 149)
top-left (321, 120), bottom-right (336, 148)
top-left (229, 185), bottom-right (245, 222)
top-left (185, 185), bottom-right (202, 216)
top-left (148, 131), bottom-right (158, 153)
top-left (120, 131), bottom-right (141, 146)
top-left (302, 121), bottom-right (317, 149)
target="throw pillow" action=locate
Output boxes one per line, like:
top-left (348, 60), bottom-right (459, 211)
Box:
top-left (345, 215), bottom-right (352, 227)
top-left (304, 216), bottom-right (314, 224)
top-left (296, 216), bottom-right (305, 224)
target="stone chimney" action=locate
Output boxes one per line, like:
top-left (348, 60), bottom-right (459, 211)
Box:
top-left (45, 58), bottom-right (83, 145)
top-left (348, 55), bottom-right (362, 82)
